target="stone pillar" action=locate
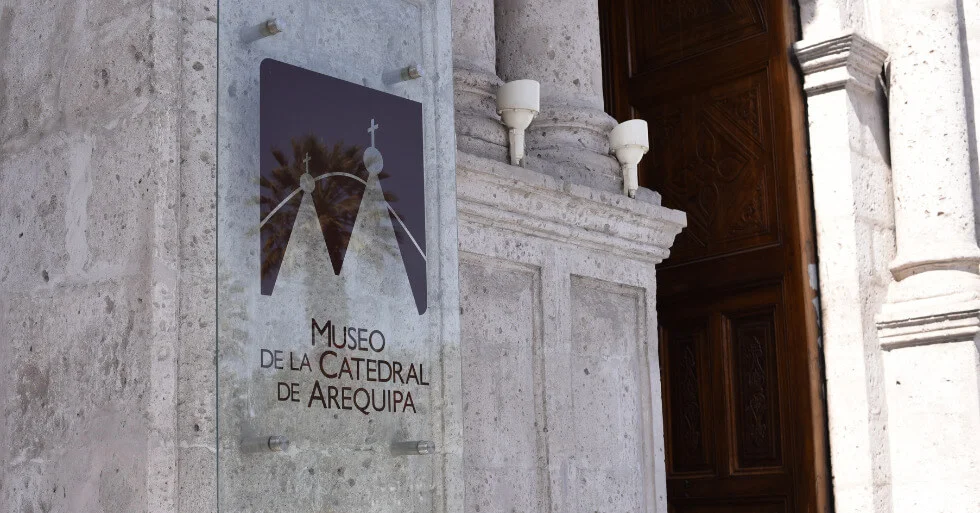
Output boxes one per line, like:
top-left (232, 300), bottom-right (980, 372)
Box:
top-left (795, 32), bottom-right (892, 513)
top-left (453, 0), bottom-right (508, 161)
top-left (494, 0), bottom-right (621, 193)
top-left (875, 0), bottom-right (980, 510)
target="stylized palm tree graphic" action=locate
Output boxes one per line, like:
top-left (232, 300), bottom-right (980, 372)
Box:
top-left (257, 59), bottom-right (428, 314)
top-left (259, 127), bottom-right (427, 313)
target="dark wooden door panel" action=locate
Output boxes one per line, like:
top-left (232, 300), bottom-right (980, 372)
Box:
top-left (601, 0), bottom-right (827, 510)
top-left (659, 284), bottom-right (794, 505)
top-left (660, 322), bottom-right (716, 477)
top-left (642, 66), bottom-right (780, 264)
top-left (726, 308), bottom-right (783, 473)
top-left (669, 497), bottom-right (788, 513)
top-left (630, 0), bottom-right (768, 71)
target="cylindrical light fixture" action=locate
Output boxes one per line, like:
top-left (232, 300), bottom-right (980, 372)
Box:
top-left (496, 80), bottom-right (540, 166)
top-left (609, 119), bottom-right (650, 198)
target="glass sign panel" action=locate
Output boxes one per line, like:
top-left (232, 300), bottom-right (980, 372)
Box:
top-left (216, 1), bottom-right (458, 511)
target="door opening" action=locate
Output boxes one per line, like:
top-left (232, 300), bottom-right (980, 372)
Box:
top-left (600, 1), bottom-right (830, 511)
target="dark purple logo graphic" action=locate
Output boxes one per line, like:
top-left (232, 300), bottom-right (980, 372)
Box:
top-left (259, 59), bottom-right (427, 314)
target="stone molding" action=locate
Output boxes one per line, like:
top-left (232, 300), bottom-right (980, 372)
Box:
top-left (453, 67), bottom-right (508, 159)
top-left (456, 151), bottom-right (687, 264)
top-left (877, 292), bottom-right (980, 349)
top-left (794, 31), bottom-right (888, 95)
top-left (453, 67), bottom-right (503, 113)
top-left (529, 104), bottom-right (620, 153)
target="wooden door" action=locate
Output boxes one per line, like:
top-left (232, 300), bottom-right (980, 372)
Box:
top-left (599, 1), bottom-right (828, 512)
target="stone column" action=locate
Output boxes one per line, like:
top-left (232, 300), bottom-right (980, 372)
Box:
top-left (876, 0), bottom-right (980, 510)
top-left (453, 0), bottom-right (508, 161)
top-left (494, 0), bottom-right (621, 194)
top-left (795, 33), bottom-right (892, 513)
top-left (881, 0), bottom-right (980, 309)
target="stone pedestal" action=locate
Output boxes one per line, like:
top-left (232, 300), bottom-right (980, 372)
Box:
top-left (795, 32), bottom-right (892, 513)
top-left (494, 0), bottom-right (621, 194)
top-left (881, 341), bottom-right (980, 512)
top-left (452, 0), bottom-right (508, 161)
top-left (455, 151), bottom-right (685, 512)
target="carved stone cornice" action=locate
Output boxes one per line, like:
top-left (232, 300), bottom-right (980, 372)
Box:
top-left (456, 152), bottom-right (687, 263)
top-left (794, 31), bottom-right (888, 95)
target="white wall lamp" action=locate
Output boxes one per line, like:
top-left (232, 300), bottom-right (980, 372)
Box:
top-left (609, 119), bottom-right (650, 198)
top-left (496, 79), bottom-right (540, 166)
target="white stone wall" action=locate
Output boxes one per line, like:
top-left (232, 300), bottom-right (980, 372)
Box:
top-left (876, 0), bottom-right (980, 510)
top-left (798, 0), bottom-right (886, 42)
top-left (0, 0), bottom-right (218, 511)
top-left (455, 153), bottom-right (684, 513)
top-left (795, 23), bottom-right (895, 513)
top-left (800, 0), bottom-right (980, 511)
top-left (808, 83), bottom-right (895, 513)
top-left (0, 0), bottom-right (179, 511)
top-left (1, 0), bottom-right (472, 509)
top-left (173, 0), bottom-right (219, 511)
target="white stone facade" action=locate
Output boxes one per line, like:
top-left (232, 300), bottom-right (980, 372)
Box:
top-left (0, 0), bottom-right (978, 512)
top-left (795, 0), bottom-right (980, 511)
top-left (794, 31), bottom-right (895, 513)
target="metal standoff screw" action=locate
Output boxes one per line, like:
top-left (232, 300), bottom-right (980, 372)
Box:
top-left (261, 18), bottom-right (283, 37)
top-left (267, 435), bottom-right (289, 452)
top-left (241, 434), bottom-right (290, 454)
top-left (390, 440), bottom-right (436, 456)
top-left (241, 18), bottom-right (284, 43)
top-left (400, 64), bottom-right (423, 81)
top-left (383, 64), bottom-right (425, 85)
top-left (416, 440), bottom-right (435, 454)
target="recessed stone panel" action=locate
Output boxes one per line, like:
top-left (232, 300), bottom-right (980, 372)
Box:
top-left (569, 276), bottom-right (649, 512)
top-left (460, 256), bottom-right (544, 512)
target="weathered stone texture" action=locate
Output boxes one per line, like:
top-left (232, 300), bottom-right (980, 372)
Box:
top-left (965, 0), bottom-right (980, 234)
top-left (460, 259), bottom-right (545, 511)
top-left (875, 2), bottom-right (980, 511)
top-left (797, 0), bottom-right (885, 44)
top-left (0, 0), bottom-right (212, 511)
top-left (174, 1), bottom-right (218, 512)
top-left (882, 341), bottom-right (980, 512)
top-left (452, 0), bottom-right (508, 162)
top-left (796, 32), bottom-right (894, 513)
top-left (885, 0), bottom-right (980, 279)
top-left (456, 151), bottom-right (685, 513)
top-left (800, 0), bottom-right (980, 510)
top-left (493, 0), bottom-right (621, 194)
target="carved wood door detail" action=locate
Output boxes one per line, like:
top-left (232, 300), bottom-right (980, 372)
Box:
top-left (600, 0), bottom-right (828, 511)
